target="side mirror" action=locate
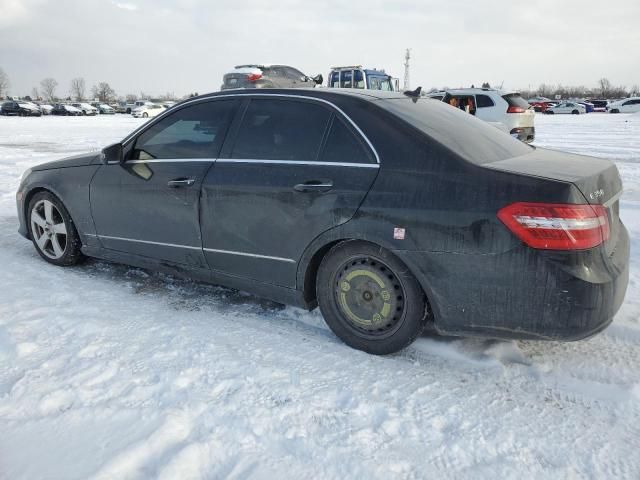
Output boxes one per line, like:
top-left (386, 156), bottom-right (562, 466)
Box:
top-left (102, 142), bottom-right (123, 164)
top-left (312, 74), bottom-right (323, 85)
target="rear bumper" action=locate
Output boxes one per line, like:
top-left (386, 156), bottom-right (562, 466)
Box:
top-left (394, 222), bottom-right (629, 341)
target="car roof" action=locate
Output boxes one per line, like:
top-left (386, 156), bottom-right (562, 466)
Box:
top-left (441, 88), bottom-right (514, 96)
top-left (185, 88), bottom-right (408, 104)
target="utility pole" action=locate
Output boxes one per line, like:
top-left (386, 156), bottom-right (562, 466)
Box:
top-left (403, 48), bottom-right (411, 91)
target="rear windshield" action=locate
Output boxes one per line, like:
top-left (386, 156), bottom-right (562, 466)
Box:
top-left (502, 93), bottom-right (530, 109)
top-left (379, 98), bottom-right (532, 164)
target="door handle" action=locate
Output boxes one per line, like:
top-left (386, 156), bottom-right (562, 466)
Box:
top-left (167, 178), bottom-right (196, 187)
top-left (294, 180), bottom-right (333, 193)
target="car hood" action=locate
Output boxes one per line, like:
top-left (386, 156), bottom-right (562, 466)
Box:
top-left (32, 152), bottom-right (102, 171)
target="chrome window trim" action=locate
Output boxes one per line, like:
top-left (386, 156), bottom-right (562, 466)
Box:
top-left (216, 159), bottom-right (379, 168)
top-left (203, 248), bottom-right (296, 263)
top-left (125, 158), bottom-right (216, 164)
top-left (121, 93), bottom-right (380, 164)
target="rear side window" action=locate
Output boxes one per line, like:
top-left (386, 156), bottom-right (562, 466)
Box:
top-left (380, 98), bottom-right (532, 165)
top-left (502, 93), bottom-right (529, 109)
top-left (329, 72), bottom-right (340, 88)
top-left (320, 117), bottom-right (374, 164)
top-left (354, 70), bottom-right (365, 89)
top-left (231, 99), bottom-right (331, 161)
top-left (340, 71), bottom-right (353, 88)
top-left (476, 94), bottom-right (494, 108)
top-left (131, 100), bottom-right (237, 160)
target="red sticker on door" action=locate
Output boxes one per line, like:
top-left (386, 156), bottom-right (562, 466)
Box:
top-left (393, 227), bottom-right (405, 240)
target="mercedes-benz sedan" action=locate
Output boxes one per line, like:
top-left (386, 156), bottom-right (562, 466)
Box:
top-left (16, 89), bottom-right (629, 355)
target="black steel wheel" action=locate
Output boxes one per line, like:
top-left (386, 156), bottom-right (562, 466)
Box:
top-left (317, 240), bottom-right (428, 355)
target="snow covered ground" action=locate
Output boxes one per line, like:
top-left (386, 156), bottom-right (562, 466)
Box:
top-left (0, 113), bottom-right (639, 479)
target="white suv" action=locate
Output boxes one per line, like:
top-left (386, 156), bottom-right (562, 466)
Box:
top-left (608, 97), bottom-right (640, 114)
top-left (426, 88), bottom-right (535, 143)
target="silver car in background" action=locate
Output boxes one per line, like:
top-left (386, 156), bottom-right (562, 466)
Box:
top-left (221, 64), bottom-right (322, 90)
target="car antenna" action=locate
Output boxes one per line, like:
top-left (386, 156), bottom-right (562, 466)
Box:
top-left (403, 86), bottom-right (422, 101)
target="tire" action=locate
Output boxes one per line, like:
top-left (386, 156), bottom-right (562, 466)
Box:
top-left (610, 109), bottom-right (619, 114)
top-left (316, 240), bottom-right (428, 355)
top-left (546, 110), bottom-right (554, 114)
top-left (126, 108), bottom-right (132, 114)
top-left (572, 110), bottom-right (580, 115)
top-left (142, 112), bottom-right (148, 118)
top-left (27, 191), bottom-right (84, 266)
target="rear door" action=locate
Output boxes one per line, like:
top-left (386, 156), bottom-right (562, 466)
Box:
top-left (200, 96), bottom-right (379, 287)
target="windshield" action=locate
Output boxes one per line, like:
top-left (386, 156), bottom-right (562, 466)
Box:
top-left (379, 98), bottom-right (532, 164)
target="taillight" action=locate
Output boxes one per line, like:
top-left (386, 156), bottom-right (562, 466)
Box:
top-left (507, 105), bottom-right (526, 113)
top-left (247, 73), bottom-right (262, 82)
top-left (497, 202), bottom-right (610, 250)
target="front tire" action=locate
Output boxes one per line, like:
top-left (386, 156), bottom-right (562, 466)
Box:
top-left (610, 109), bottom-right (619, 114)
top-left (142, 112), bottom-right (148, 118)
top-left (572, 110), bottom-right (580, 115)
top-left (317, 241), bottom-right (428, 355)
top-left (28, 191), bottom-right (84, 266)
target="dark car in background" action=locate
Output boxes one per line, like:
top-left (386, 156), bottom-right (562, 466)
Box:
top-left (51, 104), bottom-right (82, 116)
top-left (1, 101), bottom-right (42, 116)
top-left (16, 89), bottom-right (629, 355)
top-left (221, 64), bottom-right (322, 90)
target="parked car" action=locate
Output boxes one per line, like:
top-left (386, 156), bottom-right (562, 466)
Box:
top-left (587, 99), bottom-right (609, 112)
top-left (428, 88), bottom-right (535, 143)
top-left (51, 104), bottom-right (83, 116)
top-left (38, 104), bottom-right (54, 115)
top-left (545, 102), bottom-right (587, 115)
top-left (327, 66), bottom-right (400, 91)
top-left (124, 101), bottom-right (150, 114)
top-left (608, 97), bottom-right (640, 114)
top-left (131, 103), bottom-right (164, 118)
top-left (16, 89), bottom-right (628, 355)
top-left (113, 102), bottom-right (128, 114)
top-left (91, 102), bottom-right (115, 114)
top-left (577, 101), bottom-right (595, 113)
top-left (0, 100), bottom-right (42, 116)
top-left (529, 101), bottom-right (551, 113)
top-left (71, 103), bottom-right (98, 116)
top-left (221, 64), bottom-right (322, 90)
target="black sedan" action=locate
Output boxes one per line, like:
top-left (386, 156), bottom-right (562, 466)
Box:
top-left (50, 104), bottom-right (82, 116)
top-left (16, 89), bottom-right (629, 355)
top-left (1, 101), bottom-right (42, 116)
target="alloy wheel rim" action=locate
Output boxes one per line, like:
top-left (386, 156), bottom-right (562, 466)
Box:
top-left (333, 256), bottom-right (406, 338)
top-left (30, 199), bottom-right (67, 259)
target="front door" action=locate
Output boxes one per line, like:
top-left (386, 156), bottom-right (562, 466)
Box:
top-left (90, 98), bottom-right (238, 267)
top-left (200, 96), bottom-right (379, 287)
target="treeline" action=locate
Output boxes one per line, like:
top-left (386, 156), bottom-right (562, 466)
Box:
top-left (0, 67), bottom-right (177, 103)
top-left (518, 78), bottom-right (638, 99)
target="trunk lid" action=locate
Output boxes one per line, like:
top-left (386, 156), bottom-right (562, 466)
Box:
top-left (485, 148), bottom-right (623, 254)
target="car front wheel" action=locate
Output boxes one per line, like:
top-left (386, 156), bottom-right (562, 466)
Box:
top-left (317, 240), bottom-right (428, 355)
top-left (28, 191), bottom-right (84, 266)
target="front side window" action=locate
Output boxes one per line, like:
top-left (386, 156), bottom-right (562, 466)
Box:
top-left (353, 70), bottom-right (365, 89)
top-left (330, 72), bottom-right (340, 88)
top-left (368, 76), bottom-right (380, 90)
top-left (131, 100), bottom-right (237, 160)
top-left (231, 99), bottom-right (331, 161)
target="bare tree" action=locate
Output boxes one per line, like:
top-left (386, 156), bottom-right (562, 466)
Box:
top-left (40, 77), bottom-right (59, 101)
top-left (0, 67), bottom-right (9, 98)
top-left (125, 93), bottom-right (138, 102)
top-left (598, 78), bottom-right (612, 98)
top-left (31, 87), bottom-right (40, 100)
top-left (91, 82), bottom-right (116, 102)
top-left (70, 77), bottom-right (86, 101)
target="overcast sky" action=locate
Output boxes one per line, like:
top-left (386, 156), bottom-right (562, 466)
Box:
top-left (1, 0), bottom-right (639, 98)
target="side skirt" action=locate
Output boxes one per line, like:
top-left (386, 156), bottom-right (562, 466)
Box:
top-left (81, 246), bottom-right (314, 310)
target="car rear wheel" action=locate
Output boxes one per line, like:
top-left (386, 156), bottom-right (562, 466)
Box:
top-left (572, 110), bottom-right (580, 115)
top-left (610, 109), bottom-right (619, 114)
top-left (142, 112), bottom-right (148, 118)
top-left (28, 191), bottom-right (84, 266)
top-left (317, 240), bottom-right (428, 355)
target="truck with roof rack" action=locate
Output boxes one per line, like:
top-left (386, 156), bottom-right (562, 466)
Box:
top-left (327, 66), bottom-right (400, 92)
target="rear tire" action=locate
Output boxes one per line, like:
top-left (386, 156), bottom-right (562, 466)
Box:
top-left (142, 112), bottom-right (148, 118)
top-left (28, 191), bottom-right (84, 267)
top-left (317, 240), bottom-right (428, 355)
top-left (572, 110), bottom-right (580, 115)
top-left (610, 109), bottom-right (619, 114)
